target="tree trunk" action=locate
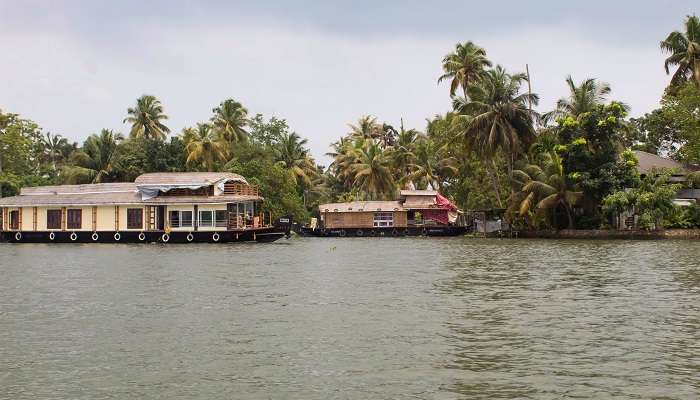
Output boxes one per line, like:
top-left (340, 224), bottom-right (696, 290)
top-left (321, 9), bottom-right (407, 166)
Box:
top-left (486, 160), bottom-right (503, 207)
top-left (565, 204), bottom-right (574, 229)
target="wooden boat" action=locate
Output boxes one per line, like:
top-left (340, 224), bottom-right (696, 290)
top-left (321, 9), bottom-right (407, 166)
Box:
top-left (0, 172), bottom-right (292, 244)
top-left (297, 190), bottom-right (467, 237)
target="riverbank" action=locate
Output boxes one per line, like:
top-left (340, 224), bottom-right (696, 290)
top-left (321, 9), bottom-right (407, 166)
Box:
top-left (516, 229), bottom-right (700, 240)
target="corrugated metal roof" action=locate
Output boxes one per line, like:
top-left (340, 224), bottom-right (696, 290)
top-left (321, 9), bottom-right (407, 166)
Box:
top-left (319, 201), bottom-right (404, 212)
top-left (21, 182), bottom-right (137, 195)
top-left (134, 172), bottom-right (247, 185)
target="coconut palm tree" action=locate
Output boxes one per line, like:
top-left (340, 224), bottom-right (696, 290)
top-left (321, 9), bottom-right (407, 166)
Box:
top-left (211, 99), bottom-right (249, 144)
top-left (661, 15), bottom-right (700, 87)
top-left (438, 41), bottom-right (492, 99)
top-left (184, 123), bottom-right (228, 172)
top-left (41, 132), bottom-right (68, 171)
top-left (348, 115), bottom-right (380, 140)
top-left (407, 139), bottom-right (458, 190)
top-left (273, 132), bottom-right (318, 187)
top-left (63, 129), bottom-right (123, 184)
top-left (542, 76), bottom-right (619, 123)
top-left (123, 95), bottom-right (170, 140)
top-left (389, 122), bottom-right (422, 185)
top-left (509, 152), bottom-right (582, 229)
top-left (331, 137), bottom-right (367, 189)
top-left (454, 65), bottom-right (539, 186)
top-left (349, 142), bottom-right (395, 200)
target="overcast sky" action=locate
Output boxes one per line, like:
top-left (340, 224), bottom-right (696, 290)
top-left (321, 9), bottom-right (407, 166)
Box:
top-left (1, 1), bottom-right (697, 164)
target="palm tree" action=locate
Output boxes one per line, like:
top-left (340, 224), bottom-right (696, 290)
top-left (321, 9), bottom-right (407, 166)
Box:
top-left (348, 115), bottom-right (380, 140)
top-left (63, 129), bottom-right (123, 183)
top-left (438, 41), bottom-right (492, 99)
top-left (330, 137), bottom-right (367, 189)
top-left (407, 139), bottom-right (457, 191)
top-left (211, 99), bottom-right (249, 144)
top-left (349, 142), bottom-right (395, 200)
top-left (509, 152), bottom-right (582, 229)
top-left (42, 132), bottom-right (68, 171)
top-left (389, 122), bottom-right (422, 185)
top-left (454, 65), bottom-right (539, 191)
top-left (273, 132), bottom-right (318, 187)
top-left (184, 123), bottom-right (228, 172)
top-left (123, 95), bottom-right (170, 140)
top-left (542, 76), bottom-right (616, 123)
top-left (661, 15), bottom-right (700, 87)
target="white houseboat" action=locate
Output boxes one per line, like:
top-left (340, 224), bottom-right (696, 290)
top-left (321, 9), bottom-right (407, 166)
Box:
top-left (0, 172), bottom-right (291, 243)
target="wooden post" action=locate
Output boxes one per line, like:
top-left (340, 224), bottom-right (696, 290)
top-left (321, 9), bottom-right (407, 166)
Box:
top-left (115, 206), bottom-right (119, 230)
top-left (92, 206), bottom-right (97, 231)
top-left (33, 207), bottom-right (37, 231)
top-left (61, 207), bottom-right (66, 231)
top-left (18, 207), bottom-right (22, 231)
top-left (193, 205), bottom-right (198, 231)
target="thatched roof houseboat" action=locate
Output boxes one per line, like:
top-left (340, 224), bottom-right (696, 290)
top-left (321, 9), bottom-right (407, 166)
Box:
top-left (300, 190), bottom-right (465, 237)
top-left (0, 172), bottom-right (291, 243)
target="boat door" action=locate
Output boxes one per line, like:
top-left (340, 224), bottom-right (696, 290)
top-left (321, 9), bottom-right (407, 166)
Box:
top-left (156, 206), bottom-right (165, 230)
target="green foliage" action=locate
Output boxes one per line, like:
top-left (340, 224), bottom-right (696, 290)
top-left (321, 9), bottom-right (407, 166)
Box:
top-left (225, 159), bottom-right (308, 222)
top-left (602, 169), bottom-right (682, 230)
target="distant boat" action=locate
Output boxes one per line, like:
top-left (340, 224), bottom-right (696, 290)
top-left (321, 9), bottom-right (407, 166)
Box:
top-left (0, 172), bottom-right (291, 243)
top-left (298, 190), bottom-right (467, 237)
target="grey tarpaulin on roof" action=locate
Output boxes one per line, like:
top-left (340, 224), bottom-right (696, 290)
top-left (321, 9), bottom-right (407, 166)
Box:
top-left (137, 177), bottom-right (246, 200)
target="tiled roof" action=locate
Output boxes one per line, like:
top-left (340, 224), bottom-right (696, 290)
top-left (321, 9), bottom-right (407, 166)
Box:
top-left (634, 151), bottom-right (688, 175)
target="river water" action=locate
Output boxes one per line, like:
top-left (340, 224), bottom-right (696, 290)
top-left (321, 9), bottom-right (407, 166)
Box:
top-left (1, 238), bottom-right (699, 399)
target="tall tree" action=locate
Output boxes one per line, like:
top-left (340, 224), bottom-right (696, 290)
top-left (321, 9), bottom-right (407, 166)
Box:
top-left (349, 142), bottom-right (395, 200)
top-left (407, 139), bottom-right (457, 191)
top-left (123, 95), bottom-right (170, 140)
top-left (41, 132), bottom-right (68, 171)
top-left (438, 41), bottom-right (491, 99)
top-left (348, 115), bottom-right (380, 140)
top-left (661, 15), bottom-right (700, 87)
top-left (454, 65), bottom-right (539, 197)
top-left (211, 99), bottom-right (249, 145)
top-left (63, 129), bottom-right (123, 183)
top-left (272, 132), bottom-right (318, 187)
top-left (184, 123), bottom-right (228, 172)
top-left (543, 76), bottom-right (616, 123)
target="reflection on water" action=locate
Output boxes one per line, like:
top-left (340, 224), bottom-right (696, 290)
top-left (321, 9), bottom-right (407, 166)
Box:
top-left (1, 238), bottom-right (699, 399)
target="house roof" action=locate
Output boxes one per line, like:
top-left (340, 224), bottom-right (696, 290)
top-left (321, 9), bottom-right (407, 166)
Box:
top-left (134, 172), bottom-right (247, 185)
top-left (634, 151), bottom-right (688, 175)
top-left (319, 201), bottom-right (404, 212)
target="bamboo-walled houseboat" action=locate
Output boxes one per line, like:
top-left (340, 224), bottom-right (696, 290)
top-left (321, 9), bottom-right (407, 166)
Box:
top-left (298, 190), bottom-right (467, 237)
top-left (0, 172), bottom-right (292, 243)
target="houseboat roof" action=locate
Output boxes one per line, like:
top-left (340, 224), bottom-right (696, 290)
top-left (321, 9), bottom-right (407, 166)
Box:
top-left (134, 172), bottom-right (247, 185)
top-left (0, 172), bottom-right (260, 207)
top-left (399, 190), bottom-right (438, 196)
top-left (319, 201), bottom-right (404, 212)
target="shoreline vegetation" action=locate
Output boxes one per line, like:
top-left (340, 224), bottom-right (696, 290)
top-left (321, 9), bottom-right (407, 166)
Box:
top-left (2, 15), bottom-right (700, 236)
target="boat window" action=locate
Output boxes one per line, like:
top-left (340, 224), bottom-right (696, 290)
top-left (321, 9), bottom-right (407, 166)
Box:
top-left (373, 212), bottom-right (393, 227)
top-left (127, 208), bottom-right (143, 230)
top-left (199, 210), bottom-right (214, 228)
top-left (67, 209), bottom-right (82, 230)
top-left (215, 210), bottom-right (228, 227)
top-left (46, 209), bottom-right (62, 230)
top-left (169, 210), bottom-right (193, 228)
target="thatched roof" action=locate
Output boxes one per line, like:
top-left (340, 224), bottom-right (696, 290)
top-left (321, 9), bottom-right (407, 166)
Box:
top-left (319, 201), bottom-right (404, 212)
top-left (399, 190), bottom-right (437, 197)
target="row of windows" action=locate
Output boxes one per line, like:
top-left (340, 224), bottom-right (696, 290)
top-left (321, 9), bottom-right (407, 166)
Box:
top-left (169, 210), bottom-right (228, 228)
top-left (5, 208), bottom-right (229, 230)
top-left (373, 212), bottom-right (394, 227)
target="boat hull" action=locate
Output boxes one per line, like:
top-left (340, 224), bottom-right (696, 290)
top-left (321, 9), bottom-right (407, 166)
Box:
top-left (296, 225), bottom-right (466, 237)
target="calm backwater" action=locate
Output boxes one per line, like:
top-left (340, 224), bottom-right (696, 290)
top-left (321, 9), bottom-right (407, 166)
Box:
top-left (1, 238), bottom-right (699, 399)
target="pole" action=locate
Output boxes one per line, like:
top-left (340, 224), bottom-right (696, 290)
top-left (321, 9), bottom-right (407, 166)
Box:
top-left (526, 63), bottom-right (534, 127)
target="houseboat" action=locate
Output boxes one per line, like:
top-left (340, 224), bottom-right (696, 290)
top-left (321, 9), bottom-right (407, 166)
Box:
top-left (299, 190), bottom-right (467, 237)
top-left (0, 172), bottom-right (292, 243)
